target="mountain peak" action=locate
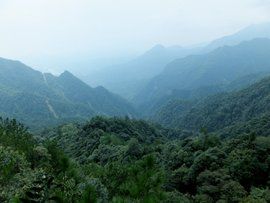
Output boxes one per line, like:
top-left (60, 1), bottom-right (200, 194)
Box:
top-left (58, 70), bottom-right (88, 87)
top-left (206, 22), bottom-right (270, 50)
top-left (60, 70), bottom-right (73, 77)
top-left (0, 57), bottom-right (136, 128)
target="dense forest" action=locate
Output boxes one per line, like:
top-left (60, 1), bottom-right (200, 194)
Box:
top-left (153, 75), bottom-right (270, 135)
top-left (1, 116), bottom-right (270, 202)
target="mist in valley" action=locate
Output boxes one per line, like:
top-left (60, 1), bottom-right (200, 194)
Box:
top-left (1, 1), bottom-right (270, 202)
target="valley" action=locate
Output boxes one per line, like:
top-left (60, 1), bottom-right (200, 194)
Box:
top-left (1, 13), bottom-right (270, 203)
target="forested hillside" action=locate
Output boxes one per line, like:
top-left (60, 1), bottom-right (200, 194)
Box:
top-left (1, 116), bottom-right (270, 202)
top-left (0, 58), bottom-right (136, 129)
top-left (2, 56), bottom-right (270, 202)
top-left (154, 75), bottom-right (270, 136)
top-left (2, 1), bottom-right (270, 202)
top-left (140, 72), bottom-right (266, 117)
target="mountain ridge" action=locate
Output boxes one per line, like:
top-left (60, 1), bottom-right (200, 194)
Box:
top-left (80, 44), bottom-right (196, 99)
top-left (134, 38), bottom-right (270, 111)
top-left (0, 58), bottom-right (136, 129)
top-left (153, 75), bottom-right (270, 134)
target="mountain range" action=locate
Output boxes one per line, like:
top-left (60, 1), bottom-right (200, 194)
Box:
top-left (134, 38), bottom-right (270, 114)
top-left (0, 58), bottom-right (136, 129)
top-left (2, 22), bottom-right (270, 130)
top-left (2, 21), bottom-right (270, 203)
top-left (78, 22), bottom-right (270, 100)
top-left (81, 45), bottom-right (196, 99)
top-left (205, 22), bottom-right (270, 51)
top-left (153, 74), bottom-right (270, 137)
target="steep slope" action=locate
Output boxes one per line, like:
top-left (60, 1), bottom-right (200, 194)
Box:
top-left (134, 38), bottom-right (270, 108)
top-left (0, 58), bottom-right (136, 129)
top-left (146, 72), bottom-right (267, 118)
top-left (154, 76), bottom-right (270, 133)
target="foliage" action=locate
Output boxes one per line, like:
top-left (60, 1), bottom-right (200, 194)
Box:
top-left (1, 116), bottom-right (270, 202)
top-left (0, 58), bottom-right (136, 130)
top-left (153, 74), bottom-right (270, 140)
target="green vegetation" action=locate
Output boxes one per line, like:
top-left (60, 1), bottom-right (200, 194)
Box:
top-left (154, 75), bottom-right (270, 139)
top-left (2, 21), bottom-right (270, 203)
top-left (0, 58), bottom-right (136, 130)
top-left (0, 118), bottom-right (101, 202)
top-left (1, 116), bottom-right (270, 202)
top-left (2, 38), bottom-right (270, 202)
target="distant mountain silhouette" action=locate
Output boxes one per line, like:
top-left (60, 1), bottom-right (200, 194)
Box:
top-left (81, 22), bottom-right (270, 100)
top-left (134, 38), bottom-right (270, 112)
top-left (205, 22), bottom-right (270, 51)
top-left (82, 45), bottom-right (196, 99)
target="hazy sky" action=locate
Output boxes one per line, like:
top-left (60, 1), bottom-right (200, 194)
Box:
top-left (0, 0), bottom-right (270, 72)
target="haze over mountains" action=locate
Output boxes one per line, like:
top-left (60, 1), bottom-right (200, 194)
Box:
top-left (76, 22), bottom-right (270, 101)
top-left (3, 0), bottom-right (270, 201)
top-left (80, 44), bottom-right (195, 99)
top-left (205, 22), bottom-right (270, 51)
top-left (134, 38), bottom-right (270, 109)
top-left (1, 22), bottom-right (270, 129)
top-left (2, 3), bottom-right (270, 201)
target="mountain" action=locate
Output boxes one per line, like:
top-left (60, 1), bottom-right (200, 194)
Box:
top-left (81, 45), bottom-right (197, 99)
top-left (0, 58), bottom-right (136, 129)
top-left (77, 22), bottom-right (270, 101)
top-left (134, 38), bottom-right (270, 111)
top-left (205, 22), bottom-right (270, 51)
top-left (142, 72), bottom-right (268, 118)
top-left (153, 75), bottom-right (270, 135)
